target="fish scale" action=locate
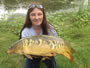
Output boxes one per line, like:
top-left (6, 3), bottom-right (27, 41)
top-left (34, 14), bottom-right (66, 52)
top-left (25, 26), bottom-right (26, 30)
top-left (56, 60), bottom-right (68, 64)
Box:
top-left (8, 35), bottom-right (75, 62)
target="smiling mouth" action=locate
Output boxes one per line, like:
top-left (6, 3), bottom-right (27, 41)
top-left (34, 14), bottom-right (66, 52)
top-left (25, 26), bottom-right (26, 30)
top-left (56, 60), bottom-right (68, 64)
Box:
top-left (34, 19), bottom-right (40, 21)
top-left (34, 20), bottom-right (41, 23)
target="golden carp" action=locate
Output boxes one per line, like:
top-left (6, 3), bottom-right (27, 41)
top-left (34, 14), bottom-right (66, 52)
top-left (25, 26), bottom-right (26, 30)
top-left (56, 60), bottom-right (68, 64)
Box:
top-left (8, 35), bottom-right (75, 62)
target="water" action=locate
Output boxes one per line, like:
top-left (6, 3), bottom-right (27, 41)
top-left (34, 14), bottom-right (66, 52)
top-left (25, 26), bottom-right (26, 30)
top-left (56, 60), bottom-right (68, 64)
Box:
top-left (0, 0), bottom-right (88, 19)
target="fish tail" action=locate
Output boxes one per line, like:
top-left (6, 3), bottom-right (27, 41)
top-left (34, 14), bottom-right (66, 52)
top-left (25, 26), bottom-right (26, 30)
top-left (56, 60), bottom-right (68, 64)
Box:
top-left (63, 52), bottom-right (74, 62)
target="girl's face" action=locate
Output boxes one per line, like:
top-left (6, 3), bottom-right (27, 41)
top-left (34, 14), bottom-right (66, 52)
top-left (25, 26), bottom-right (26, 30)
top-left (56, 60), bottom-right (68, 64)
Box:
top-left (30, 8), bottom-right (43, 27)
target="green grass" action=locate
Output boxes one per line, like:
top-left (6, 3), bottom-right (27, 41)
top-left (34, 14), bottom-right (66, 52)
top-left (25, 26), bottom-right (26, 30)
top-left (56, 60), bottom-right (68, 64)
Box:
top-left (0, 31), bottom-right (25, 68)
top-left (0, 9), bottom-right (90, 68)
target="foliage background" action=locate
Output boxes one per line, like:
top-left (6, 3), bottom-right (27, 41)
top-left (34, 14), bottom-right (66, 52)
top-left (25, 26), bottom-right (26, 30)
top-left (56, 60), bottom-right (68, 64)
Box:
top-left (0, 0), bottom-right (90, 68)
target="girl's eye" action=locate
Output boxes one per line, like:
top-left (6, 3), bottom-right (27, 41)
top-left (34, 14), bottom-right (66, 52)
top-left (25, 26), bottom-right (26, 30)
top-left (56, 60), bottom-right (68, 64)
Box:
top-left (38, 13), bottom-right (43, 16)
top-left (30, 13), bottom-right (35, 16)
top-left (30, 13), bottom-right (43, 16)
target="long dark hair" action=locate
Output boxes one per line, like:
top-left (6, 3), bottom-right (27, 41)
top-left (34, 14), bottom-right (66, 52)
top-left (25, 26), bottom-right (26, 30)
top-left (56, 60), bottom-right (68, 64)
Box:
top-left (19, 3), bottom-right (50, 39)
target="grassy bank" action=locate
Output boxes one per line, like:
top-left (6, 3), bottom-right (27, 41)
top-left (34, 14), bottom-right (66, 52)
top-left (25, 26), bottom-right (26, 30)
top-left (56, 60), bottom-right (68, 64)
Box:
top-left (0, 31), bottom-right (25, 68)
top-left (0, 9), bottom-right (90, 68)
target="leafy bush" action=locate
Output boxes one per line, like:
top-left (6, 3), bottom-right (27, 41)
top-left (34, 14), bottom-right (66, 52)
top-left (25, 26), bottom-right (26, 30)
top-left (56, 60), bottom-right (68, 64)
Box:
top-left (47, 9), bottom-right (90, 41)
top-left (0, 14), bottom-right (25, 36)
top-left (0, 9), bottom-right (89, 41)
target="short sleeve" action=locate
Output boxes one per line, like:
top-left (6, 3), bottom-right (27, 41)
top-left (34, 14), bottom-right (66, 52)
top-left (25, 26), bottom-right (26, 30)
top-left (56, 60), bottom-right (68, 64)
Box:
top-left (48, 24), bottom-right (58, 36)
top-left (21, 28), bottom-right (32, 38)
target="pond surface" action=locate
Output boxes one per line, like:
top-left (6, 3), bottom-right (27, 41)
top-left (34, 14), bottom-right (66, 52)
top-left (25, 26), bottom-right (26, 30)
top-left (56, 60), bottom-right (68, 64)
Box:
top-left (0, 0), bottom-right (88, 19)
top-left (0, 0), bottom-right (82, 11)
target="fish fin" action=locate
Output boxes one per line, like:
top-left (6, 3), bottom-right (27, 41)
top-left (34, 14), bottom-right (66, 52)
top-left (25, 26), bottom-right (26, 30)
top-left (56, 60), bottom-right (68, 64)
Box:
top-left (41, 57), bottom-right (46, 60)
top-left (24, 54), bottom-right (33, 60)
top-left (42, 53), bottom-right (55, 56)
top-left (41, 57), bottom-right (50, 60)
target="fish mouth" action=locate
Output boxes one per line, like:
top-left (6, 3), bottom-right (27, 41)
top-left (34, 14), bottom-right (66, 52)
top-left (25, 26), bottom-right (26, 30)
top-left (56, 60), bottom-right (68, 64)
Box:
top-left (7, 50), bottom-right (10, 54)
top-left (7, 50), bottom-right (12, 54)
